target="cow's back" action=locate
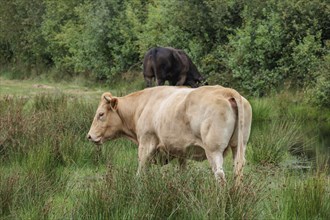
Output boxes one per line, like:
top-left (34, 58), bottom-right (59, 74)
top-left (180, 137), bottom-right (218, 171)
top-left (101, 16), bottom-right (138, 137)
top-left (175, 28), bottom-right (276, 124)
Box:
top-left (136, 86), bottom-right (192, 132)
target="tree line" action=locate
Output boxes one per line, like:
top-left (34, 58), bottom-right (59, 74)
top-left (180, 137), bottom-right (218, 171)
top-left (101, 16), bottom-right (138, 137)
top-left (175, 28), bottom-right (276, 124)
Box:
top-left (0, 0), bottom-right (329, 103)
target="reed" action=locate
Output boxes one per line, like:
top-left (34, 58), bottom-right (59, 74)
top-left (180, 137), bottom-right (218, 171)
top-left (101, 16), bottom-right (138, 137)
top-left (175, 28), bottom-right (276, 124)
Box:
top-left (248, 119), bottom-right (304, 166)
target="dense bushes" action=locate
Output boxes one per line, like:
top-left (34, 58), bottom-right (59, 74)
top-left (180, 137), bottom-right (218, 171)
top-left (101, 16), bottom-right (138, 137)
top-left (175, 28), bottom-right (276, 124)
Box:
top-left (0, 0), bottom-right (329, 99)
top-left (307, 51), bottom-right (330, 108)
top-left (225, 0), bottom-right (327, 96)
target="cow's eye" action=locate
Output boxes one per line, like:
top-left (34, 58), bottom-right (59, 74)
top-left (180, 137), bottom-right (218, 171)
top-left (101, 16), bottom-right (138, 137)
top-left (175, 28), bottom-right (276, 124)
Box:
top-left (99, 112), bottom-right (104, 117)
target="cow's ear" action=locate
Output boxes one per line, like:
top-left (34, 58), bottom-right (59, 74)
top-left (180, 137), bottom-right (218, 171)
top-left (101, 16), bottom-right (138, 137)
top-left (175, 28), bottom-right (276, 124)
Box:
top-left (103, 95), bottom-right (118, 111)
top-left (110, 97), bottom-right (118, 111)
top-left (104, 95), bottom-right (112, 104)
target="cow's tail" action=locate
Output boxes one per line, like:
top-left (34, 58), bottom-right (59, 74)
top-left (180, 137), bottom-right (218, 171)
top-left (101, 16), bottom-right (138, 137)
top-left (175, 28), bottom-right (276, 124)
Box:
top-left (229, 89), bottom-right (245, 185)
top-left (151, 48), bottom-right (158, 83)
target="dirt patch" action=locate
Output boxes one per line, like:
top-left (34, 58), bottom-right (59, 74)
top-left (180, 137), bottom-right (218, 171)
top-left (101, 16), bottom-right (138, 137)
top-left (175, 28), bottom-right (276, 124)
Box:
top-left (32, 84), bottom-right (55, 89)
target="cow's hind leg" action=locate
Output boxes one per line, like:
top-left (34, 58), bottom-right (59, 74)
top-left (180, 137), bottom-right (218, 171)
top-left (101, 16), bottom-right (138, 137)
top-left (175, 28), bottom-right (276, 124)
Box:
top-left (156, 78), bottom-right (165, 86)
top-left (175, 73), bottom-right (187, 86)
top-left (202, 117), bottom-right (234, 185)
top-left (205, 147), bottom-right (227, 184)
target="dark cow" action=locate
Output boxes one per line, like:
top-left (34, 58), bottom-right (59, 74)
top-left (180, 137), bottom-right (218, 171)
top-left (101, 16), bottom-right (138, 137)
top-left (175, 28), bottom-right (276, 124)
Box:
top-left (143, 47), bottom-right (205, 88)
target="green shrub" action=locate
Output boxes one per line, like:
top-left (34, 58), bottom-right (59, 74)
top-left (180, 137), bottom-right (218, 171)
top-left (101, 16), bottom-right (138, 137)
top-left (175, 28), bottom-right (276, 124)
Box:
top-left (288, 34), bottom-right (322, 88)
top-left (307, 51), bottom-right (330, 108)
top-left (226, 10), bottom-right (284, 96)
top-left (224, 0), bottom-right (328, 96)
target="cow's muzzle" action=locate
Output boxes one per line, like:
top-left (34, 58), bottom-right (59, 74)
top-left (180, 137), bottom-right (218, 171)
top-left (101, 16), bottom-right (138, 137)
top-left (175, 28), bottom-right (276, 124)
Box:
top-left (87, 134), bottom-right (102, 145)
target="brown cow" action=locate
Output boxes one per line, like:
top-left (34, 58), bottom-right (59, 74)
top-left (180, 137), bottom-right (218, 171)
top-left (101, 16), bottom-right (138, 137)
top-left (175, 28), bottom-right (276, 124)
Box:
top-left (87, 86), bottom-right (252, 185)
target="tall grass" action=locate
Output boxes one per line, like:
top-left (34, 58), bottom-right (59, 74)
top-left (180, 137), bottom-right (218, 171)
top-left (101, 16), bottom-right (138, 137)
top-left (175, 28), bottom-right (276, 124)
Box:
top-left (250, 91), bottom-right (327, 122)
top-left (0, 93), bottom-right (97, 166)
top-left (0, 93), bottom-right (98, 218)
top-left (248, 119), bottom-right (304, 166)
top-left (250, 98), bottom-right (277, 122)
top-left (1, 93), bottom-right (329, 219)
top-left (275, 173), bottom-right (330, 219)
top-left (70, 165), bottom-right (266, 219)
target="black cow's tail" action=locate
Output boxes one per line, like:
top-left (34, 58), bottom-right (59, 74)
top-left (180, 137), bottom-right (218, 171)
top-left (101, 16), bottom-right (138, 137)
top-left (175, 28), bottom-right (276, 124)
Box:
top-left (151, 48), bottom-right (158, 84)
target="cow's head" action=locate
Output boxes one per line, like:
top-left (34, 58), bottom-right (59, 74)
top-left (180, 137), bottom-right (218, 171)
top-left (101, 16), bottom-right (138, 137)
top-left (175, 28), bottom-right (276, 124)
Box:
top-left (193, 73), bottom-right (208, 86)
top-left (186, 72), bottom-right (208, 87)
top-left (187, 62), bottom-right (208, 86)
top-left (87, 92), bottom-right (122, 144)
top-left (199, 77), bottom-right (208, 86)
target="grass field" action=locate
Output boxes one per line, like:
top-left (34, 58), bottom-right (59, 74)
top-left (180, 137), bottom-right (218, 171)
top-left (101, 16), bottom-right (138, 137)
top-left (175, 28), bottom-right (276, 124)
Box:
top-left (1, 77), bottom-right (329, 219)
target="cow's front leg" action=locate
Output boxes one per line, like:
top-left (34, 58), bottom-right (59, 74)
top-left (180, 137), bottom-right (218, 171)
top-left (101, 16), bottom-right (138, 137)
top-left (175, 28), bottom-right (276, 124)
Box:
top-left (156, 78), bottom-right (165, 86)
top-left (136, 136), bottom-right (158, 176)
top-left (177, 158), bottom-right (187, 170)
top-left (175, 73), bottom-right (187, 86)
top-left (144, 76), bottom-right (153, 87)
top-left (169, 80), bottom-right (176, 86)
top-left (185, 80), bottom-right (198, 88)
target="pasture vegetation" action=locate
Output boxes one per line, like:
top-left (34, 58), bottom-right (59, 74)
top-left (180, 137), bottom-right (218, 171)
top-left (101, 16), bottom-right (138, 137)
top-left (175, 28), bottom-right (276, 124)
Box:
top-left (0, 78), bottom-right (329, 219)
top-left (1, 0), bottom-right (329, 218)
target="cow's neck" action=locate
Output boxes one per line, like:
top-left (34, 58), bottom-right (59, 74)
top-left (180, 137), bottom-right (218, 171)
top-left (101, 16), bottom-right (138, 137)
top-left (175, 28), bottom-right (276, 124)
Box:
top-left (116, 95), bottom-right (140, 144)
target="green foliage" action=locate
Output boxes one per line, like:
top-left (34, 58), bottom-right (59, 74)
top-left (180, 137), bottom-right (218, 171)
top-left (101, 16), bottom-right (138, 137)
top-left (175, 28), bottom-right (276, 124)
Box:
top-left (0, 0), bottom-right (48, 67)
top-left (42, 0), bottom-right (122, 78)
top-left (307, 49), bottom-right (330, 108)
top-left (226, 9), bottom-right (284, 96)
top-left (0, 0), bottom-right (329, 103)
top-left (138, 0), bottom-right (204, 55)
top-left (225, 0), bottom-right (328, 96)
top-left (285, 33), bottom-right (323, 88)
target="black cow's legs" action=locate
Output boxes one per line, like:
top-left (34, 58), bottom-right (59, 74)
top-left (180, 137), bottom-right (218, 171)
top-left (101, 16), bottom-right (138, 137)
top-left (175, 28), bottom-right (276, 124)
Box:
top-left (144, 76), bottom-right (153, 87)
top-left (175, 73), bottom-right (187, 86)
top-left (156, 78), bottom-right (165, 86)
